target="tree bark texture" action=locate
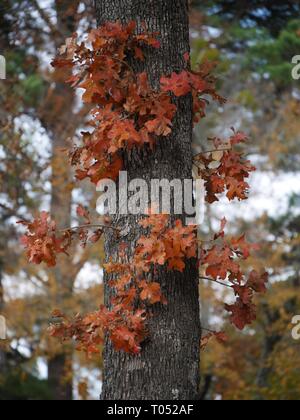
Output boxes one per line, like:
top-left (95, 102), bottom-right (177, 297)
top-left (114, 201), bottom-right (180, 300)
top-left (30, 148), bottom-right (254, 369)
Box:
top-left (95, 0), bottom-right (201, 400)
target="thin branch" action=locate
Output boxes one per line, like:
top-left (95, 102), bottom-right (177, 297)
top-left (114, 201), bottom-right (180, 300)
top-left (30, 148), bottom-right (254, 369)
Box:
top-left (199, 276), bottom-right (232, 289)
top-left (198, 239), bottom-right (214, 244)
top-left (0, 203), bottom-right (31, 223)
top-left (30, 0), bottom-right (61, 38)
top-left (95, 54), bottom-right (137, 80)
top-left (202, 327), bottom-right (217, 333)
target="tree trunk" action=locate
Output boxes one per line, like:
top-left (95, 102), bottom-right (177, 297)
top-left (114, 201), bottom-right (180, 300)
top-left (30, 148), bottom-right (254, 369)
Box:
top-left (48, 353), bottom-right (73, 401)
top-left (47, 81), bottom-right (74, 401)
top-left (95, 0), bottom-right (201, 400)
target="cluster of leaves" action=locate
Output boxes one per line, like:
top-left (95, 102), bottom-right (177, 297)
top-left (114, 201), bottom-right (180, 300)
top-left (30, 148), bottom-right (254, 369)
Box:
top-left (18, 212), bottom-right (70, 267)
top-left (52, 21), bottom-right (223, 184)
top-left (136, 213), bottom-right (197, 273)
top-left (53, 22), bottom-right (164, 183)
top-left (160, 59), bottom-right (226, 123)
top-left (201, 219), bottom-right (268, 334)
top-left (49, 213), bottom-right (197, 355)
top-left (19, 21), bottom-right (267, 356)
top-left (194, 130), bottom-right (256, 203)
top-left (18, 207), bottom-right (108, 267)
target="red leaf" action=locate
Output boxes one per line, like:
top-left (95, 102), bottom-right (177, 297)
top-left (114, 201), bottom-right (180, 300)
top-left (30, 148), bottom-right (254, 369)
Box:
top-left (230, 234), bottom-right (259, 259)
top-left (134, 47), bottom-right (144, 61)
top-left (225, 299), bottom-right (256, 330)
top-left (247, 270), bottom-right (268, 293)
top-left (140, 281), bottom-right (165, 304)
top-left (232, 285), bottom-right (253, 305)
top-left (229, 129), bottom-right (248, 145)
top-left (183, 52), bottom-right (190, 63)
top-left (160, 71), bottom-right (191, 97)
top-left (18, 212), bottom-right (69, 267)
top-left (110, 326), bottom-right (141, 354)
top-left (145, 116), bottom-right (172, 137)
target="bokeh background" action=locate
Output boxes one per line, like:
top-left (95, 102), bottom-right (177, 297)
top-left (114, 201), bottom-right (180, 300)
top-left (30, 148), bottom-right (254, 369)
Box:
top-left (0, 0), bottom-right (300, 400)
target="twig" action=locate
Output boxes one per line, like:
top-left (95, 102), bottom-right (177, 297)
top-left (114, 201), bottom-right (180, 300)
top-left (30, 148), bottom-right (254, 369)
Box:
top-left (202, 327), bottom-right (216, 333)
top-left (95, 54), bottom-right (137, 80)
top-left (199, 276), bottom-right (232, 289)
top-left (59, 224), bottom-right (120, 233)
top-left (31, 0), bottom-right (61, 37)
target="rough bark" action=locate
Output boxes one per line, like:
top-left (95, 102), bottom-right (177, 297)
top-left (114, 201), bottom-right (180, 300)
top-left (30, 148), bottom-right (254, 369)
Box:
top-left (95, 0), bottom-right (201, 400)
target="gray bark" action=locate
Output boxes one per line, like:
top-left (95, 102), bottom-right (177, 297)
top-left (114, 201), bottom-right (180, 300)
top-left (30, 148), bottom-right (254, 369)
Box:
top-left (95, 0), bottom-right (201, 400)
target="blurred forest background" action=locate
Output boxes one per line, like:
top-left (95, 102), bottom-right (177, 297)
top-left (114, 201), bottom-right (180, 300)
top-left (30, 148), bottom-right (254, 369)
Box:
top-left (0, 0), bottom-right (300, 400)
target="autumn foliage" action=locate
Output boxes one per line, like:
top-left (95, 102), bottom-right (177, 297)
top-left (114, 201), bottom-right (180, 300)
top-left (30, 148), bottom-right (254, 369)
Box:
top-left (201, 219), bottom-right (268, 331)
top-left (194, 131), bottom-right (256, 203)
top-left (19, 21), bottom-right (268, 356)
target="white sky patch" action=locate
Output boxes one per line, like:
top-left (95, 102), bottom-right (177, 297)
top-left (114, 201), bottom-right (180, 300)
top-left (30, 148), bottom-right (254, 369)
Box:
top-left (3, 272), bottom-right (44, 301)
top-left (73, 362), bottom-right (102, 401)
top-left (37, 357), bottom-right (48, 380)
top-left (203, 26), bottom-right (223, 39)
top-left (14, 115), bottom-right (51, 163)
top-left (74, 263), bottom-right (103, 290)
top-left (3, 263), bottom-right (103, 300)
top-left (0, 145), bottom-right (6, 160)
top-left (190, 26), bottom-right (222, 41)
top-left (34, 358), bottom-right (102, 399)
